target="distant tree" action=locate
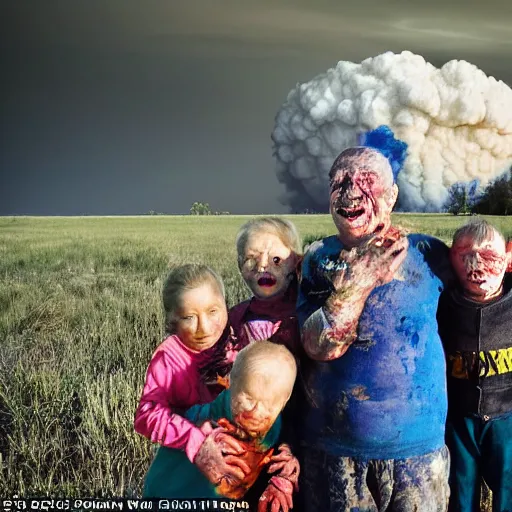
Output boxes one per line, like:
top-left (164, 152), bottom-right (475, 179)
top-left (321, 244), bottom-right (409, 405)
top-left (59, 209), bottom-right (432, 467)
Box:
top-left (445, 180), bottom-right (480, 215)
top-left (190, 202), bottom-right (212, 215)
top-left (473, 169), bottom-right (512, 215)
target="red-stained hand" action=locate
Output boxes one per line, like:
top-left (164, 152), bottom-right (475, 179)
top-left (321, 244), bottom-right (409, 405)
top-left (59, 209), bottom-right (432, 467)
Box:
top-left (267, 444), bottom-right (299, 491)
top-left (332, 234), bottom-right (408, 293)
top-left (258, 476), bottom-right (294, 512)
top-left (194, 423), bottom-right (251, 487)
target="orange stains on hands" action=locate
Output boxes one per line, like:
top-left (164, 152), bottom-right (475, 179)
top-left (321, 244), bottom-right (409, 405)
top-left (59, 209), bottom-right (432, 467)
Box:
top-left (214, 418), bottom-right (275, 500)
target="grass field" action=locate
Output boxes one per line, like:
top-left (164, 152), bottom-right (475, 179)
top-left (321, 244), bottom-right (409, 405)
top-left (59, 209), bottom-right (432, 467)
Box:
top-left (1, 214), bottom-right (509, 501)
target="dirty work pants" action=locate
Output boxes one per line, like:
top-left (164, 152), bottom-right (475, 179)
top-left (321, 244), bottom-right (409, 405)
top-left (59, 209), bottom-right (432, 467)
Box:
top-left (298, 445), bottom-right (450, 512)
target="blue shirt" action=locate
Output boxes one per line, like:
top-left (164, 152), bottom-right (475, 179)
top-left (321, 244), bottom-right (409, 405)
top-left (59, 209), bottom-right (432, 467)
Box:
top-left (298, 233), bottom-right (452, 460)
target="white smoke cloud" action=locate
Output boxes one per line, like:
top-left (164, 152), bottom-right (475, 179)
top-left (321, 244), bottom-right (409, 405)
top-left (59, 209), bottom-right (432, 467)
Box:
top-left (271, 51), bottom-right (512, 212)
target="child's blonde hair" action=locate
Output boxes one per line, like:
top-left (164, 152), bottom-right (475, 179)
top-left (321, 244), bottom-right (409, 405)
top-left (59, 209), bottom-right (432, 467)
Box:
top-left (452, 219), bottom-right (505, 247)
top-left (235, 217), bottom-right (302, 269)
top-left (162, 264), bottom-right (225, 334)
top-left (229, 341), bottom-right (297, 401)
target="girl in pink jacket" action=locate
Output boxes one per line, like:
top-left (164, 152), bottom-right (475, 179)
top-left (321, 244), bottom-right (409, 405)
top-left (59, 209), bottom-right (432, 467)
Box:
top-left (134, 264), bottom-right (249, 486)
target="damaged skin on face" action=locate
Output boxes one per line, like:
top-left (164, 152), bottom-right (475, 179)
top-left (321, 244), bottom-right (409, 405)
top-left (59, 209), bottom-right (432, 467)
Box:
top-left (230, 376), bottom-right (288, 440)
top-left (329, 150), bottom-right (398, 249)
top-left (450, 234), bottom-right (510, 302)
top-left (241, 231), bottom-right (298, 300)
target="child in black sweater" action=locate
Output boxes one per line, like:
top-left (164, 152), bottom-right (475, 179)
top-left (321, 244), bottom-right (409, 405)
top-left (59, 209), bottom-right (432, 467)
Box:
top-left (437, 219), bottom-right (512, 512)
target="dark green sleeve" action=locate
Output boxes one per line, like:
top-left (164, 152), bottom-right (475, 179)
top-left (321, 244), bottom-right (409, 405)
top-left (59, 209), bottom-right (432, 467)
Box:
top-left (185, 390), bottom-right (231, 425)
top-left (260, 414), bottom-right (282, 449)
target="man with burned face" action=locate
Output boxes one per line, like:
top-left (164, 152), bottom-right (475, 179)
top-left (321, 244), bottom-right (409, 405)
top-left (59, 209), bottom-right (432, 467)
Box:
top-left (296, 126), bottom-right (453, 511)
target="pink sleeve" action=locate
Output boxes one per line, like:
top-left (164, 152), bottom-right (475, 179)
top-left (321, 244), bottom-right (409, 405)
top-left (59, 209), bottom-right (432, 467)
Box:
top-left (134, 351), bottom-right (206, 462)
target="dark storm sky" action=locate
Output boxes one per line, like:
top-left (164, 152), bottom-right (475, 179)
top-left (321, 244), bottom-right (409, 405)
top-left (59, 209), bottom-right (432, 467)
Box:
top-left (1, 0), bottom-right (511, 215)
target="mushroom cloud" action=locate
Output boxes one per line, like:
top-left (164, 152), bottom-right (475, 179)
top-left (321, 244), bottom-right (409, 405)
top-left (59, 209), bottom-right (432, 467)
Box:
top-left (271, 51), bottom-right (512, 212)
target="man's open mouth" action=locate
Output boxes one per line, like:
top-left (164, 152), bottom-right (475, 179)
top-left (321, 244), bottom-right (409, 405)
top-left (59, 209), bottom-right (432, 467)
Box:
top-left (257, 276), bottom-right (277, 287)
top-left (336, 207), bottom-right (365, 220)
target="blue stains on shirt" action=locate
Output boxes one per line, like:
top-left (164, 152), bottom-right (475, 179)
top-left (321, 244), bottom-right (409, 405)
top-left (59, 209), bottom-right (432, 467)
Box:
top-left (298, 234), bottom-right (451, 460)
